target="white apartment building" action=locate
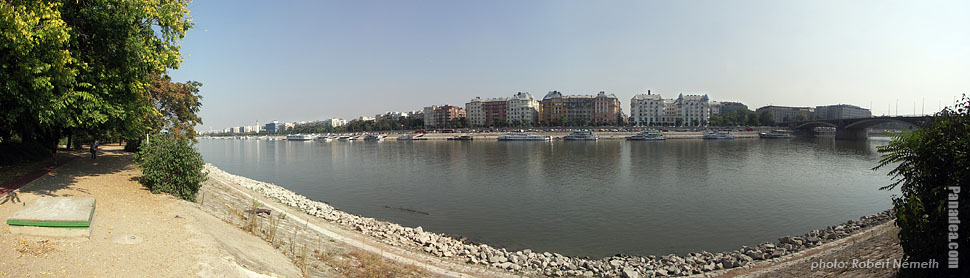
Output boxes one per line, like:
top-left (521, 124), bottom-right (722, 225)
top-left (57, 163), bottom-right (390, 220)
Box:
top-left (323, 118), bottom-right (345, 127)
top-left (630, 91), bottom-right (711, 126)
top-left (506, 92), bottom-right (539, 125)
top-left (630, 91), bottom-right (664, 126)
top-left (465, 98), bottom-right (486, 126)
top-left (677, 94), bottom-right (710, 126)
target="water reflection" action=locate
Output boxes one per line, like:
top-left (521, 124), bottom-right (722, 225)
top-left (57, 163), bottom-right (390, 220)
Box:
top-left (197, 138), bottom-right (895, 258)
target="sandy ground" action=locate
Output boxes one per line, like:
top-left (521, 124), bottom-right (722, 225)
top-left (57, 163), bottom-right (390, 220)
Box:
top-left (0, 146), bottom-right (300, 278)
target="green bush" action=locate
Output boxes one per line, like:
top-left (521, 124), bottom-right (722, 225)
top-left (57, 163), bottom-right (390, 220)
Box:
top-left (876, 94), bottom-right (969, 277)
top-left (134, 134), bottom-right (207, 202)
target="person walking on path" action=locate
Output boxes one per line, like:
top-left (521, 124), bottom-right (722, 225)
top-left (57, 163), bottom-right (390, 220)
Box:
top-left (90, 140), bottom-right (100, 160)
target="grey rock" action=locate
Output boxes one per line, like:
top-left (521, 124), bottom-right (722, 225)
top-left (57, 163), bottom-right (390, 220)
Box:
top-left (621, 267), bottom-right (639, 278)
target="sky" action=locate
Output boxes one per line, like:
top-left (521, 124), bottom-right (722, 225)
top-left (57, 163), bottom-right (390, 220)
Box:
top-left (168, 0), bottom-right (970, 131)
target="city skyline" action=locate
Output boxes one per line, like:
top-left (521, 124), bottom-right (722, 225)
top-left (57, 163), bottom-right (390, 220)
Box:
top-left (170, 0), bottom-right (969, 131)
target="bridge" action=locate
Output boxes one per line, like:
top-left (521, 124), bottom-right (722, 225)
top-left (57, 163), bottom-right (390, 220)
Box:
top-left (789, 116), bottom-right (934, 140)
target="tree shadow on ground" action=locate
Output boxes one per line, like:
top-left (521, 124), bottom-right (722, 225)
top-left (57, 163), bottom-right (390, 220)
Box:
top-left (2, 148), bottom-right (138, 203)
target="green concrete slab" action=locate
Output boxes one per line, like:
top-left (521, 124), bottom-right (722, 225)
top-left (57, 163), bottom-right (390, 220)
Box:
top-left (6, 197), bottom-right (96, 227)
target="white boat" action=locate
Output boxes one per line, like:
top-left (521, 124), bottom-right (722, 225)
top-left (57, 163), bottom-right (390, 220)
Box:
top-left (397, 135), bottom-right (428, 141)
top-left (316, 136), bottom-right (334, 142)
top-left (759, 131), bottom-right (792, 139)
top-left (337, 136), bottom-right (351, 141)
top-left (703, 131), bottom-right (735, 139)
top-left (626, 130), bottom-right (665, 140)
top-left (563, 130), bottom-right (597, 140)
top-left (362, 134), bottom-right (384, 141)
top-left (497, 132), bottom-right (551, 141)
top-left (286, 135), bottom-right (314, 141)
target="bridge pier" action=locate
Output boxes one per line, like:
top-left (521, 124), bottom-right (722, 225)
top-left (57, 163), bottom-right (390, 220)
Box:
top-left (835, 127), bottom-right (868, 140)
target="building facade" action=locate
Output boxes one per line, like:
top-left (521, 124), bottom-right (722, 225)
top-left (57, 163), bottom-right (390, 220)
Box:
top-left (506, 92), bottom-right (539, 125)
top-left (755, 105), bottom-right (815, 124)
top-left (720, 102), bottom-right (748, 115)
top-left (264, 120), bottom-right (281, 133)
top-left (423, 105), bottom-right (465, 127)
top-left (630, 91), bottom-right (711, 126)
top-left (323, 118), bottom-right (346, 127)
top-left (630, 91), bottom-right (664, 126)
top-left (814, 104), bottom-right (872, 120)
top-left (539, 91), bottom-right (622, 125)
top-left (676, 94), bottom-right (710, 126)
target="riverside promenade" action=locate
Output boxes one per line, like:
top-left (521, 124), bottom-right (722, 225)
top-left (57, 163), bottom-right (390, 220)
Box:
top-left (0, 146), bottom-right (300, 277)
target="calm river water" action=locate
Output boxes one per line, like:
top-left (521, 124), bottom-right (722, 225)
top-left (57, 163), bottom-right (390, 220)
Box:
top-left (197, 137), bottom-right (896, 258)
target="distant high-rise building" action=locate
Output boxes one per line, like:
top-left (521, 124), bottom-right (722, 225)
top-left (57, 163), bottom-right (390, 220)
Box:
top-left (814, 104), bottom-right (872, 120)
top-left (264, 120), bottom-right (281, 133)
top-left (756, 105), bottom-right (815, 123)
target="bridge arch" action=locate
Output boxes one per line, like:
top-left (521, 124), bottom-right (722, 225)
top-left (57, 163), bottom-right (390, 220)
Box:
top-left (794, 121), bottom-right (838, 129)
top-left (844, 118), bottom-right (920, 129)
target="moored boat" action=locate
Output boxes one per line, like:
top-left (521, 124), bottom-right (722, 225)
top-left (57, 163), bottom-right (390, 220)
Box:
top-left (447, 135), bottom-right (474, 141)
top-left (626, 130), bottom-right (665, 140)
top-left (703, 131), bottom-right (735, 139)
top-left (497, 132), bottom-right (551, 141)
top-left (286, 134), bottom-right (314, 141)
top-left (362, 134), bottom-right (384, 141)
top-left (759, 131), bottom-right (793, 139)
top-left (563, 130), bottom-right (597, 141)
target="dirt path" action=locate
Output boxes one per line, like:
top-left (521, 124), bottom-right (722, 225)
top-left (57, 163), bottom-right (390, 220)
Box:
top-left (712, 221), bottom-right (902, 278)
top-left (0, 146), bottom-right (300, 277)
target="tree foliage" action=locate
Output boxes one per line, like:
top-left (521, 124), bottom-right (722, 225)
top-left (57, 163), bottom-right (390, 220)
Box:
top-left (875, 94), bottom-right (969, 277)
top-left (0, 0), bottom-right (196, 149)
top-left (134, 133), bottom-right (206, 202)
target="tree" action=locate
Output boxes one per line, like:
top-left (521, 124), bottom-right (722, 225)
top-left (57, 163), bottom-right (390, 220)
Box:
top-left (146, 74), bottom-right (203, 141)
top-left (759, 111), bottom-right (775, 126)
top-left (874, 94), bottom-right (969, 277)
top-left (1, 0), bottom-right (194, 155)
top-left (793, 112), bottom-right (808, 122)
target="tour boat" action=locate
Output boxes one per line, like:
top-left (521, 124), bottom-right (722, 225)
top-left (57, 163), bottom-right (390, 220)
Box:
top-left (397, 135), bottom-right (428, 141)
top-left (626, 130), bottom-right (665, 140)
top-left (703, 131), bottom-right (735, 139)
top-left (286, 135), bottom-right (314, 141)
top-left (759, 131), bottom-right (792, 139)
top-left (563, 130), bottom-right (597, 141)
top-left (497, 132), bottom-right (551, 141)
top-left (447, 135), bottom-right (474, 141)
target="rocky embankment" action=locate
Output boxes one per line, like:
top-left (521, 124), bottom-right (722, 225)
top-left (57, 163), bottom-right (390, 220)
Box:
top-left (206, 164), bottom-right (894, 277)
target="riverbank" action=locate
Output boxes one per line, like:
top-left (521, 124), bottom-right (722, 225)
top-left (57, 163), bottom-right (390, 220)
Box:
top-left (205, 163), bottom-right (896, 277)
top-left (204, 130), bottom-right (766, 141)
top-left (0, 146), bottom-right (301, 277)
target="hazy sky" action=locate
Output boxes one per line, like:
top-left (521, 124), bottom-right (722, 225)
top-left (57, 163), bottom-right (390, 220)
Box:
top-left (169, 0), bottom-right (970, 131)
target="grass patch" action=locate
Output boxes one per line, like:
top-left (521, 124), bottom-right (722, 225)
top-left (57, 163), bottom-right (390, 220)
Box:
top-left (317, 247), bottom-right (426, 278)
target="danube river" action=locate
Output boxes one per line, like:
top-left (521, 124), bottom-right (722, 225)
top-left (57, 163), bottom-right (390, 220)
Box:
top-left (197, 137), bottom-right (896, 258)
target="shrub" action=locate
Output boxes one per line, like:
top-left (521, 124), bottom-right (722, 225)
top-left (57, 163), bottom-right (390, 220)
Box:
top-left (134, 134), bottom-right (207, 201)
top-left (876, 94), bottom-right (969, 277)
